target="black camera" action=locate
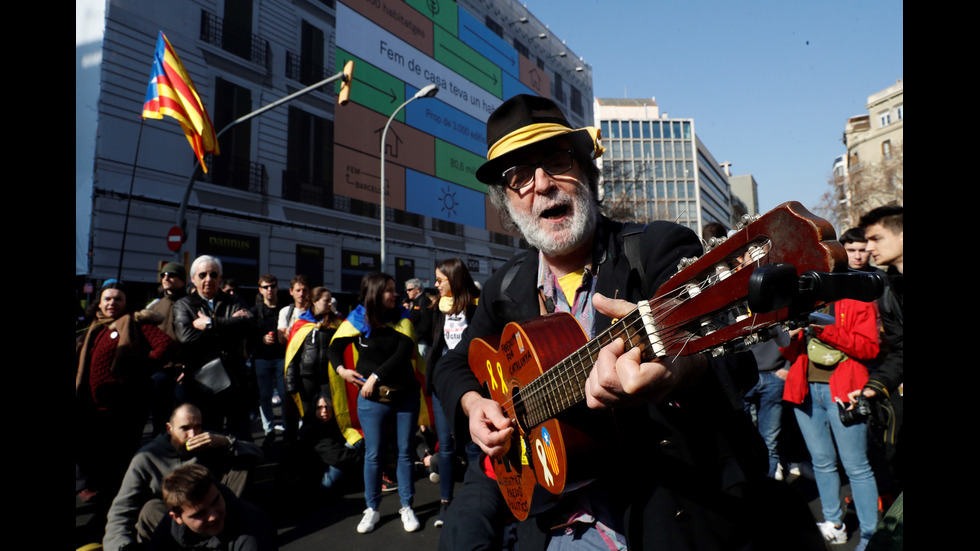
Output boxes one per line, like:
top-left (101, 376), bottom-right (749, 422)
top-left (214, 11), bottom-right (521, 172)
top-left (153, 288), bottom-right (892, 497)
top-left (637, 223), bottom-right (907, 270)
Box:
top-left (838, 395), bottom-right (874, 427)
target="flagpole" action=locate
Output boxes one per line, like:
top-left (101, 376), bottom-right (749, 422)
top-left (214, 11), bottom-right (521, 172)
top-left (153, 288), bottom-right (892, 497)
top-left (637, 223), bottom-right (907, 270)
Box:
top-left (173, 65), bottom-right (354, 259)
top-left (118, 118), bottom-right (147, 280)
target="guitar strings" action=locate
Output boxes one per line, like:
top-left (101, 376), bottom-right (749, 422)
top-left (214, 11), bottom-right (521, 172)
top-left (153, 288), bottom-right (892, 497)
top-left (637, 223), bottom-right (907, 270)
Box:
top-left (500, 243), bottom-right (772, 427)
top-left (504, 270), bottom-right (732, 423)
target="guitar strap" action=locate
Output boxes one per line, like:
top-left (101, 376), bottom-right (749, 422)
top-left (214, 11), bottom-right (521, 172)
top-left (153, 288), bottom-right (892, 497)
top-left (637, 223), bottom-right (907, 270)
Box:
top-left (622, 222), bottom-right (650, 299)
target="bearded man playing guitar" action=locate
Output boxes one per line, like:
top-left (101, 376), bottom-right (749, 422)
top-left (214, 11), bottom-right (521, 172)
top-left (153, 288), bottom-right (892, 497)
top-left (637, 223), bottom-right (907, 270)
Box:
top-left (433, 95), bottom-right (824, 551)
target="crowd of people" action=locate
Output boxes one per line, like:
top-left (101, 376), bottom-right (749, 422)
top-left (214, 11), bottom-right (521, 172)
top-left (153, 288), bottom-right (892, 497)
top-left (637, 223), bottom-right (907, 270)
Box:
top-left (77, 94), bottom-right (903, 551)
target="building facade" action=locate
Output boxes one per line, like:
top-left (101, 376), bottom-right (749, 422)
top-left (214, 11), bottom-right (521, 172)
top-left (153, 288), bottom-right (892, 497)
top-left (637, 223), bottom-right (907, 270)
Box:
top-left (593, 97), bottom-right (733, 233)
top-left (76, 0), bottom-right (593, 300)
top-left (835, 79), bottom-right (903, 228)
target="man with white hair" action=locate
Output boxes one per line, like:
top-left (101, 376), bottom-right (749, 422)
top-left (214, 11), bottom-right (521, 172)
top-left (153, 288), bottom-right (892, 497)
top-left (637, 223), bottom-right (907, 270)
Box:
top-left (174, 255), bottom-right (253, 439)
top-left (433, 95), bottom-right (822, 550)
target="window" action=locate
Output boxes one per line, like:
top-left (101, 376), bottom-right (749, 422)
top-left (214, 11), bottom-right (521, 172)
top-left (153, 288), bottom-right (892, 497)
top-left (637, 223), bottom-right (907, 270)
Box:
top-left (485, 17), bottom-right (503, 37)
top-left (896, 105), bottom-right (903, 120)
top-left (513, 39), bottom-right (529, 58)
top-left (222, 0), bottom-right (253, 60)
top-left (212, 78), bottom-right (253, 190)
top-left (300, 21), bottom-right (325, 85)
top-left (553, 72), bottom-right (564, 102)
top-left (284, 107), bottom-right (334, 206)
top-left (570, 86), bottom-right (583, 116)
top-left (881, 140), bottom-right (892, 160)
top-left (879, 111), bottom-right (891, 128)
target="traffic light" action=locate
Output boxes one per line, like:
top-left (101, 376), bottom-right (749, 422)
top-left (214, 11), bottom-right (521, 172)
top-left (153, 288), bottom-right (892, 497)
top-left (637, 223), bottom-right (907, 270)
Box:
top-left (338, 60), bottom-right (354, 106)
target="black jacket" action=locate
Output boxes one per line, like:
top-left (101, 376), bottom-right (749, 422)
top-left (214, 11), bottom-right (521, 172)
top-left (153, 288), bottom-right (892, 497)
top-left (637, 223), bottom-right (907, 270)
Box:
top-left (174, 291), bottom-right (252, 376)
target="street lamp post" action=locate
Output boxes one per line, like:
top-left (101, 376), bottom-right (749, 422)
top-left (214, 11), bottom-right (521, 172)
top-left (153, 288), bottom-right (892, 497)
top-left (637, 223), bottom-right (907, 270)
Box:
top-left (379, 84), bottom-right (439, 273)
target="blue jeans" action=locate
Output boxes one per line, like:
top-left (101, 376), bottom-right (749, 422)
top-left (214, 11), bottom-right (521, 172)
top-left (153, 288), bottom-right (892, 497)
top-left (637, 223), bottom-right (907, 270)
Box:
top-left (254, 358), bottom-right (285, 435)
top-left (794, 383), bottom-right (878, 541)
top-left (432, 393), bottom-right (456, 501)
top-left (321, 440), bottom-right (365, 488)
top-left (358, 392), bottom-right (419, 510)
top-left (743, 370), bottom-right (785, 478)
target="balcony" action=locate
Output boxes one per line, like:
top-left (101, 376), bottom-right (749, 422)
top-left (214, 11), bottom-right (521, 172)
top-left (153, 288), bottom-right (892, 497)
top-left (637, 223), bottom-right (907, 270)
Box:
top-left (285, 51), bottom-right (335, 92)
top-left (200, 10), bottom-right (271, 70)
top-left (206, 156), bottom-right (268, 194)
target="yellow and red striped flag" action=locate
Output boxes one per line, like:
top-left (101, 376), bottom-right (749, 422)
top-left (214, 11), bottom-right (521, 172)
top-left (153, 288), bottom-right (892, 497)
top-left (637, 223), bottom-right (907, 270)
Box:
top-left (142, 31), bottom-right (219, 171)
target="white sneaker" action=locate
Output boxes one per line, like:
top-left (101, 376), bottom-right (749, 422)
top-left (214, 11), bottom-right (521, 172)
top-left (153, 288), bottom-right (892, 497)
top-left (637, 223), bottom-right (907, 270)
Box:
top-left (357, 508), bottom-right (380, 533)
top-left (400, 506), bottom-right (420, 532)
top-left (817, 521), bottom-right (848, 544)
top-left (774, 463), bottom-right (785, 481)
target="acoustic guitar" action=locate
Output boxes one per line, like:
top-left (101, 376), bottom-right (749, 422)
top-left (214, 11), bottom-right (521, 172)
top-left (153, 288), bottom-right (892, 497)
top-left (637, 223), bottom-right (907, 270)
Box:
top-left (468, 201), bottom-right (881, 520)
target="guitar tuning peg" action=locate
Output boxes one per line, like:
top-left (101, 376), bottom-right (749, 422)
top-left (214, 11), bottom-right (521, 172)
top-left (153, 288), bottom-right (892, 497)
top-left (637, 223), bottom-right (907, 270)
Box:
top-left (699, 317), bottom-right (716, 336)
top-left (676, 256), bottom-right (698, 271)
top-left (704, 236), bottom-right (727, 252)
top-left (735, 213), bottom-right (761, 230)
top-left (685, 283), bottom-right (701, 298)
top-left (746, 243), bottom-right (767, 262)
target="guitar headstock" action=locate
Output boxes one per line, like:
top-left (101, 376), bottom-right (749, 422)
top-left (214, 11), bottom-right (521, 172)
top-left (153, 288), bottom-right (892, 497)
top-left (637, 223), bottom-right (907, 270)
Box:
top-left (647, 201), bottom-right (847, 358)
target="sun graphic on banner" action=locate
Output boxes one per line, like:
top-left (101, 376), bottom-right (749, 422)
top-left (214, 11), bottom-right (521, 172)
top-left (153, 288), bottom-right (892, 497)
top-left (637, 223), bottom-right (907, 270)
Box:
top-left (440, 186), bottom-right (458, 217)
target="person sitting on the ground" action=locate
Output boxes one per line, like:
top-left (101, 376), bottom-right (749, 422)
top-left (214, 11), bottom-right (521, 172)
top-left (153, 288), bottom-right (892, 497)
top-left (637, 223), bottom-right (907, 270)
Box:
top-left (277, 393), bottom-right (364, 500)
top-left (150, 464), bottom-right (277, 550)
top-left (103, 403), bottom-right (262, 551)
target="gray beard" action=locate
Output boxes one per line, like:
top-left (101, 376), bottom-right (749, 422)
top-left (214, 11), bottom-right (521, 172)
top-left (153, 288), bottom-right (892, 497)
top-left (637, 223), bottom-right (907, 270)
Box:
top-left (508, 186), bottom-right (598, 257)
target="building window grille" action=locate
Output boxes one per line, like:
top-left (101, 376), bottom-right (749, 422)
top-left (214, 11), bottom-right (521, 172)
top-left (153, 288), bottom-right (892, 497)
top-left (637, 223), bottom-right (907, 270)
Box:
top-left (432, 218), bottom-right (464, 236)
top-left (200, 10), bottom-right (270, 69)
top-left (206, 155), bottom-right (267, 193)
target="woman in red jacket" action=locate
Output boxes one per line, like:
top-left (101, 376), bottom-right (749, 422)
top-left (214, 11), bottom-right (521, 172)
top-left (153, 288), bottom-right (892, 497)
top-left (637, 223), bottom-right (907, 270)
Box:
top-left (782, 298), bottom-right (879, 550)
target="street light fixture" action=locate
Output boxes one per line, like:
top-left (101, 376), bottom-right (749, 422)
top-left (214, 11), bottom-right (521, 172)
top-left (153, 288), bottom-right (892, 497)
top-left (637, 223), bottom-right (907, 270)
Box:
top-left (379, 83), bottom-right (439, 273)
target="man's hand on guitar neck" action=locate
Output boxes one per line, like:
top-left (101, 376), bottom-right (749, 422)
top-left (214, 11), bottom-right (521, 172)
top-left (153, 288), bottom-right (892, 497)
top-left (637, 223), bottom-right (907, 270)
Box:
top-left (461, 391), bottom-right (514, 458)
top-left (585, 294), bottom-right (707, 409)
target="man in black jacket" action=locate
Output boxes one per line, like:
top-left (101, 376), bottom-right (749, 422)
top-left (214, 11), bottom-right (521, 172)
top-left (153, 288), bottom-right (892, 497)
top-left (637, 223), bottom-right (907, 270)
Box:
top-left (174, 255), bottom-right (253, 439)
top-left (250, 273), bottom-right (286, 445)
top-left (434, 95), bottom-right (821, 551)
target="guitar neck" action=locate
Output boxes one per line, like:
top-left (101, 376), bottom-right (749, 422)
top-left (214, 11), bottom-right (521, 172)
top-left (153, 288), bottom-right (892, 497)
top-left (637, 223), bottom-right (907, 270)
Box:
top-left (511, 201), bottom-right (848, 431)
top-left (518, 308), bottom-right (650, 428)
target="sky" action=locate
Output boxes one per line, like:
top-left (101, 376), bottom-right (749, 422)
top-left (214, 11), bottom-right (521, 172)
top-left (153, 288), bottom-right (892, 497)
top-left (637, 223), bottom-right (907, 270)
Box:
top-left (520, 0), bottom-right (903, 214)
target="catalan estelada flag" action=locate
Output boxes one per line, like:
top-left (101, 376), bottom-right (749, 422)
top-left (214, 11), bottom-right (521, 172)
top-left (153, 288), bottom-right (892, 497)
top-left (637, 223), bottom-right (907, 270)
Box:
top-left (142, 31), bottom-right (219, 171)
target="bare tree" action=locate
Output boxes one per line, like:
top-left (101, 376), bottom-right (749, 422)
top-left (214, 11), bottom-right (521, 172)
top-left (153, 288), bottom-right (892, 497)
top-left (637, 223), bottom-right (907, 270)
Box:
top-left (822, 143), bottom-right (903, 229)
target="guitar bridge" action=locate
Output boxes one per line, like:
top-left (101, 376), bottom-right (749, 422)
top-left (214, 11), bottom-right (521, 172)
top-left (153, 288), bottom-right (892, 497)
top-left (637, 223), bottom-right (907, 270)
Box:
top-left (636, 301), bottom-right (667, 360)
